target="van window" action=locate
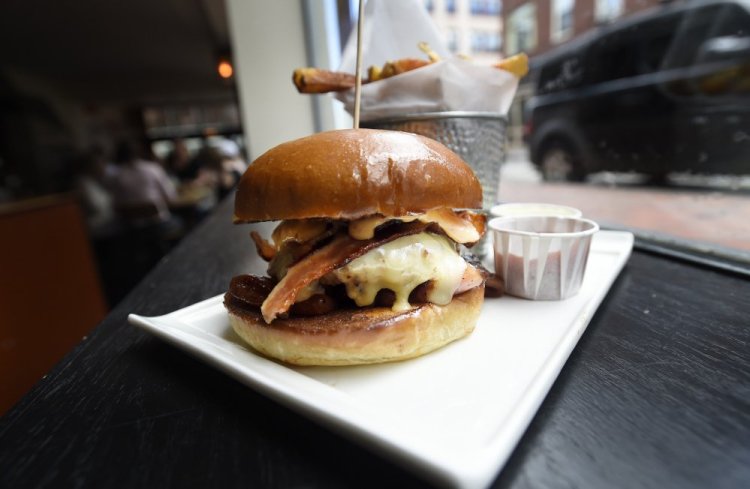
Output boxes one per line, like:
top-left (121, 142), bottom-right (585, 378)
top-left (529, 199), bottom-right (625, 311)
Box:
top-left (639, 28), bottom-right (674, 74)
top-left (665, 3), bottom-right (750, 69)
top-left (588, 30), bottom-right (641, 82)
top-left (587, 12), bottom-right (682, 83)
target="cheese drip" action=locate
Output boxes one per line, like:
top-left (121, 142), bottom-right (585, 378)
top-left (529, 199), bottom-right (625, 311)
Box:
top-left (333, 232), bottom-right (467, 311)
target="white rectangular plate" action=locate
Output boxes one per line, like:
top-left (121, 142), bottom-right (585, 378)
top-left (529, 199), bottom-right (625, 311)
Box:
top-left (130, 231), bottom-right (634, 489)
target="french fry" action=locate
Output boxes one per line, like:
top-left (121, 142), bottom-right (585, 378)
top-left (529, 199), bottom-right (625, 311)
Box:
top-left (418, 41), bottom-right (441, 62)
top-left (292, 68), bottom-right (356, 93)
top-left (494, 53), bottom-right (529, 78)
top-left (368, 64), bottom-right (383, 82)
top-left (380, 58), bottom-right (431, 78)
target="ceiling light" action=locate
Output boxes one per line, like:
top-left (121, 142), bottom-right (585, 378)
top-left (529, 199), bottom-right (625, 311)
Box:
top-left (218, 60), bottom-right (233, 79)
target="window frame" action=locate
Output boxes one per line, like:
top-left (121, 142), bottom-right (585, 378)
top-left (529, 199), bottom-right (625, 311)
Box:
top-left (550, 0), bottom-right (576, 44)
top-left (506, 3), bottom-right (538, 55)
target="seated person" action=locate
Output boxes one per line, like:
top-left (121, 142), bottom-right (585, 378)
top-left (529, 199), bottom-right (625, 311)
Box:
top-left (74, 147), bottom-right (119, 237)
top-left (110, 141), bottom-right (178, 226)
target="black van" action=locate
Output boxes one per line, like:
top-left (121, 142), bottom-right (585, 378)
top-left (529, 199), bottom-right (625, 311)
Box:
top-left (526, 0), bottom-right (750, 181)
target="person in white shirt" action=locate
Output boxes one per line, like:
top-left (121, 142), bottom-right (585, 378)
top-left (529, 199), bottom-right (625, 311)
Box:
top-left (110, 141), bottom-right (177, 224)
top-left (74, 147), bottom-right (120, 237)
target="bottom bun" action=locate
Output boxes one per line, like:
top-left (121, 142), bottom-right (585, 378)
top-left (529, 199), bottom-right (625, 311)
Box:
top-left (226, 285), bottom-right (484, 366)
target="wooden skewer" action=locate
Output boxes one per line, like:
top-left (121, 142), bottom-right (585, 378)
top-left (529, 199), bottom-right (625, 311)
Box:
top-left (353, 0), bottom-right (365, 129)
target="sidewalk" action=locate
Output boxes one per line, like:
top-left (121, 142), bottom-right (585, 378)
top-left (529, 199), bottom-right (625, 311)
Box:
top-left (498, 146), bottom-right (750, 255)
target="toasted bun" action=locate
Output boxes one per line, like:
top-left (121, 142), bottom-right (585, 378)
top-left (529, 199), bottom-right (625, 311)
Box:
top-left (226, 286), bottom-right (484, 366)
top-left (234, 129), bottom-right (482, 223)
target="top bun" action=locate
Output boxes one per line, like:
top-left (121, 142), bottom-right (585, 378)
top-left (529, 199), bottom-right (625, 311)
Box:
top-left (234, 129), bottom-right (482, 222)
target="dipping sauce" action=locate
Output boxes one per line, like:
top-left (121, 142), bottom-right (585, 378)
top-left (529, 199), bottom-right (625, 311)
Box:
top-left (490, 203), bottom-right (582, 219)
top-left (489, 216), bottom-right (598, 300)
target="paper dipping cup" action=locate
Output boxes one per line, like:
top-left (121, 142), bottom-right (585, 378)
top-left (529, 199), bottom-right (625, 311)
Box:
top-left (489, 216), bottom-right (599, 300)
top-left (490, 202), bottom-right (582, 219)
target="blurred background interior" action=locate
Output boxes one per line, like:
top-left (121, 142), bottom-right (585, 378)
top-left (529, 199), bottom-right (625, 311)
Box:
top-left (1, 0), bottom-right (748, 413)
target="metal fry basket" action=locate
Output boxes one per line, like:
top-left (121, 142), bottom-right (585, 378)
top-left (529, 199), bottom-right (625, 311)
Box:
top-left (362, 111), bottom-right (507, 211)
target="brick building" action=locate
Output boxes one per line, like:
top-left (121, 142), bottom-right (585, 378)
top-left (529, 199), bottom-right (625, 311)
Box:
top-left (425, 0), bottom-right (503, 64)
top-left (502, 0), bottom-right (663, 58)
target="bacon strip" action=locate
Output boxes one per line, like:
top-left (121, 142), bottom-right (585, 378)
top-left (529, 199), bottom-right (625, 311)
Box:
top-left (461, 249), bottom-right (504, 297)
top-left (250, 231), bottom-right (276, 261)
top-left (454, 265), bottom-right (485, 295)
top-left (426, 208), bottom-right (484, 245)
top-left (261, 222), bottom-right (429, 323)
top-left (456, 210), bottom-right (487, 244)
top-left (484, 274), bottom-right (505, 298)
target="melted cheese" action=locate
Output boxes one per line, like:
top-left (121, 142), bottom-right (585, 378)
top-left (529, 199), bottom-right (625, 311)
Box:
top-left (333, 232), bottom-right (467, 311)
top-left (348, 208), bottom-right (480, 244)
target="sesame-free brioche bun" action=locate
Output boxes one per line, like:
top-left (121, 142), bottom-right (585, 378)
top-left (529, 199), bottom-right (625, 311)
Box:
top-left (226, 285), bottom-right (484, 366)
top-left (234, 129), bottom-right (482, 223)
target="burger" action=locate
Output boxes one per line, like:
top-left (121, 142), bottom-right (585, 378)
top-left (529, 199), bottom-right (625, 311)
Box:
top-left (224, 128), bottom-right (490, 366)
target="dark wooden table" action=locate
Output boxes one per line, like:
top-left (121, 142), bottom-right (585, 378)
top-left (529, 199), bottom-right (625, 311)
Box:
top-left (2, 196), bottom-right (749, 489)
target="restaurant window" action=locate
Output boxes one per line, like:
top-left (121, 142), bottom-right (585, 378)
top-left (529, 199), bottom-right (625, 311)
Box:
top-left (334, 1), bottom-right (750, 265)
top-left (502, 0), bottom-right (750, 265)
top-left (470, 0), bottom-right (501, 16)
top-left (551, 0), bottom-right (575, 44)
top-left (596, 0), bottom-right (623, 23)
top-left (446, 0), bottom-right (456, 14)
top-left (506, 3), bottom-right (537, 55)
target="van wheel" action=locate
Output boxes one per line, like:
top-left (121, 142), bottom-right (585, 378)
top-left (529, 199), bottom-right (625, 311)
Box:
top-left (539, 142), bottom-right (585, 182)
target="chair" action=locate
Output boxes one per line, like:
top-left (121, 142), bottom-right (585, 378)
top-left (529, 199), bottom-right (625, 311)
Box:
top-left (0, 194), bottom-right (108, 415)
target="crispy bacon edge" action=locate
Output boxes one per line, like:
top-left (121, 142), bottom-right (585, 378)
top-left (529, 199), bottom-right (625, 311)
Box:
top-left (250, 231), bottom-right (276, 261)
